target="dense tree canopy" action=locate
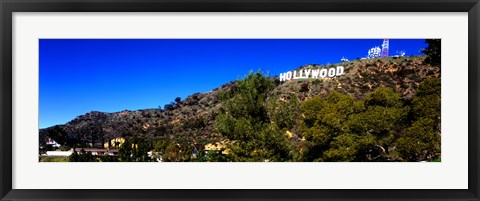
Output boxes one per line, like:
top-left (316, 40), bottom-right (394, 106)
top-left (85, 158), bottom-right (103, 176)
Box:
top-left (215, 71), bottom-right (292, 162)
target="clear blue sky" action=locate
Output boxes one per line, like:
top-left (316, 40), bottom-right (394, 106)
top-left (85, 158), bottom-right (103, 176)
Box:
top-left (39, 39), bottom-right (427, 128)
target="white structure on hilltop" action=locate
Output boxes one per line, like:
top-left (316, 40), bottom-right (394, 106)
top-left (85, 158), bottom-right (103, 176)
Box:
top-left (367, 46), bottom-right (382, 58)
top-left (341, 57), bottom-right (349, 62)
top-left (392, 50), bottom-right (406, 58)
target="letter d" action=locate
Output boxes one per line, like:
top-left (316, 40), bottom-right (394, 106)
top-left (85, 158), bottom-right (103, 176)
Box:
top-left (336, 66), bottom-right (345, 76)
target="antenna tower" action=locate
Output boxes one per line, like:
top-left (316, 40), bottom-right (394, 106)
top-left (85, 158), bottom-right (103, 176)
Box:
top-left (381, 39), bottom-right (389, 58)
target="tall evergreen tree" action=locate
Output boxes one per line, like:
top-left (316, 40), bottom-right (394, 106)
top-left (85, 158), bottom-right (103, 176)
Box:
top-left (216, 71), bottom-right (291, 162)
top-left (422, 39), bottom-right (441, 66)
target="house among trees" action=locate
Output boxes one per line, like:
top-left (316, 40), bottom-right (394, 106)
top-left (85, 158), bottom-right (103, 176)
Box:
top-left (103, 137), bottom-right (126, 149)
top-left (204, 141), bottom-right (230, 155)
top-left (46, 138), bottom-right (61, 148)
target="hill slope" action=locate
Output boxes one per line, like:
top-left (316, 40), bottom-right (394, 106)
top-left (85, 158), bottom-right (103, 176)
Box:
top-left (40, 56), bottom-right (440, 162)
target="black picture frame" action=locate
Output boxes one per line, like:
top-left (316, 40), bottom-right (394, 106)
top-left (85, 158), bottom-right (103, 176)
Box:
top-left (1, 0), bottom-right (479, 201)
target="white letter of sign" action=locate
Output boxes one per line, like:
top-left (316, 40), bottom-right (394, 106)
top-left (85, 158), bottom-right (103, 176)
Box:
top-left (280, 73), bottom-right (286, 82)
top-left (304, 69), bottom-right (311, 78)
top-left (293, 71), bottom-right (299, 79)
top-left (336, 66), bottom-right (345, 76)
top-left (298, 70), bottom-right (304, 79)
top-left (328, 68), bottom-right (336, 77)
top-left (286, 71), bottom-right (293, 80)
top-left (311, 69), bottom-right (320, 78)
top-left (320, 69), bottom-right (328, 78)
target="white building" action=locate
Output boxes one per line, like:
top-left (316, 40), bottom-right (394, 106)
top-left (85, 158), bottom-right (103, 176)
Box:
top-left (46, 138), bottom-right (61, 148)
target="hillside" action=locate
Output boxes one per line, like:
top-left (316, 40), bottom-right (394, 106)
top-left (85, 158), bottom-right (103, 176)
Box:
top-left (273, 56), bottom-right (439, 102)
top-left (39, 56), bottom-right (441, 162)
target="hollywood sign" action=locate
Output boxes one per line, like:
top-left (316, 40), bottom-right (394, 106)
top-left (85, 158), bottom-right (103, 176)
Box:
top-left (279, 66), bottom-right (345, 82)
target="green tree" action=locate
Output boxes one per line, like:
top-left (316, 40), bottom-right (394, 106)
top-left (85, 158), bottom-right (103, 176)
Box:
top-left (411, 77), bottom-right (441, 127)
top-left (396, 78), bottom-right (441, 161)
top-left (175, 97), bottom-right (182, 104)
top-left (422, 39), bottom-right (441, 66)
top-left (266, 94), bottom-right (299, 131)
top-left (215, 71), bottom-right (291, 162)
top-left (68, 149), bottom-right (80, 162)
top-left (133, 140), bottom-right (153, 162)
top-left (346, 87), bottom-right (408, 161)
top-left (44, 125), bottom-right (68, 145)
top-left (99, 155), bottom-right (119, 162)
top-left (152, 138), bottom-right (170, 160)
top-left (68, 149), bottom-right (95, 162)
top-left (118, 138), bottom-right (133, 162)
top-left (193, 149), bottom-right (231, 162)
top-left (396, 118), bottom-right (440, 161)
top-left (118, 138), bottom-right (152, 162)
top-left (164, 103), bottom-right (174, 111)
top-left (322, 134), bottom-right (359, 162)
top-left (68, 112), bottom-right (108, 147)
top-left (300, 88), bottom-right (409, 162)
top-left (299, 91), bottom-right (355, 161)
top-left (162, 142), bottom-right (193, 162)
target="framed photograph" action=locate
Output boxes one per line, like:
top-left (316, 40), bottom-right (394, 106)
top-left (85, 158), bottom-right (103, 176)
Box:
top-left (1, 0), bottom-right (479, 201)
